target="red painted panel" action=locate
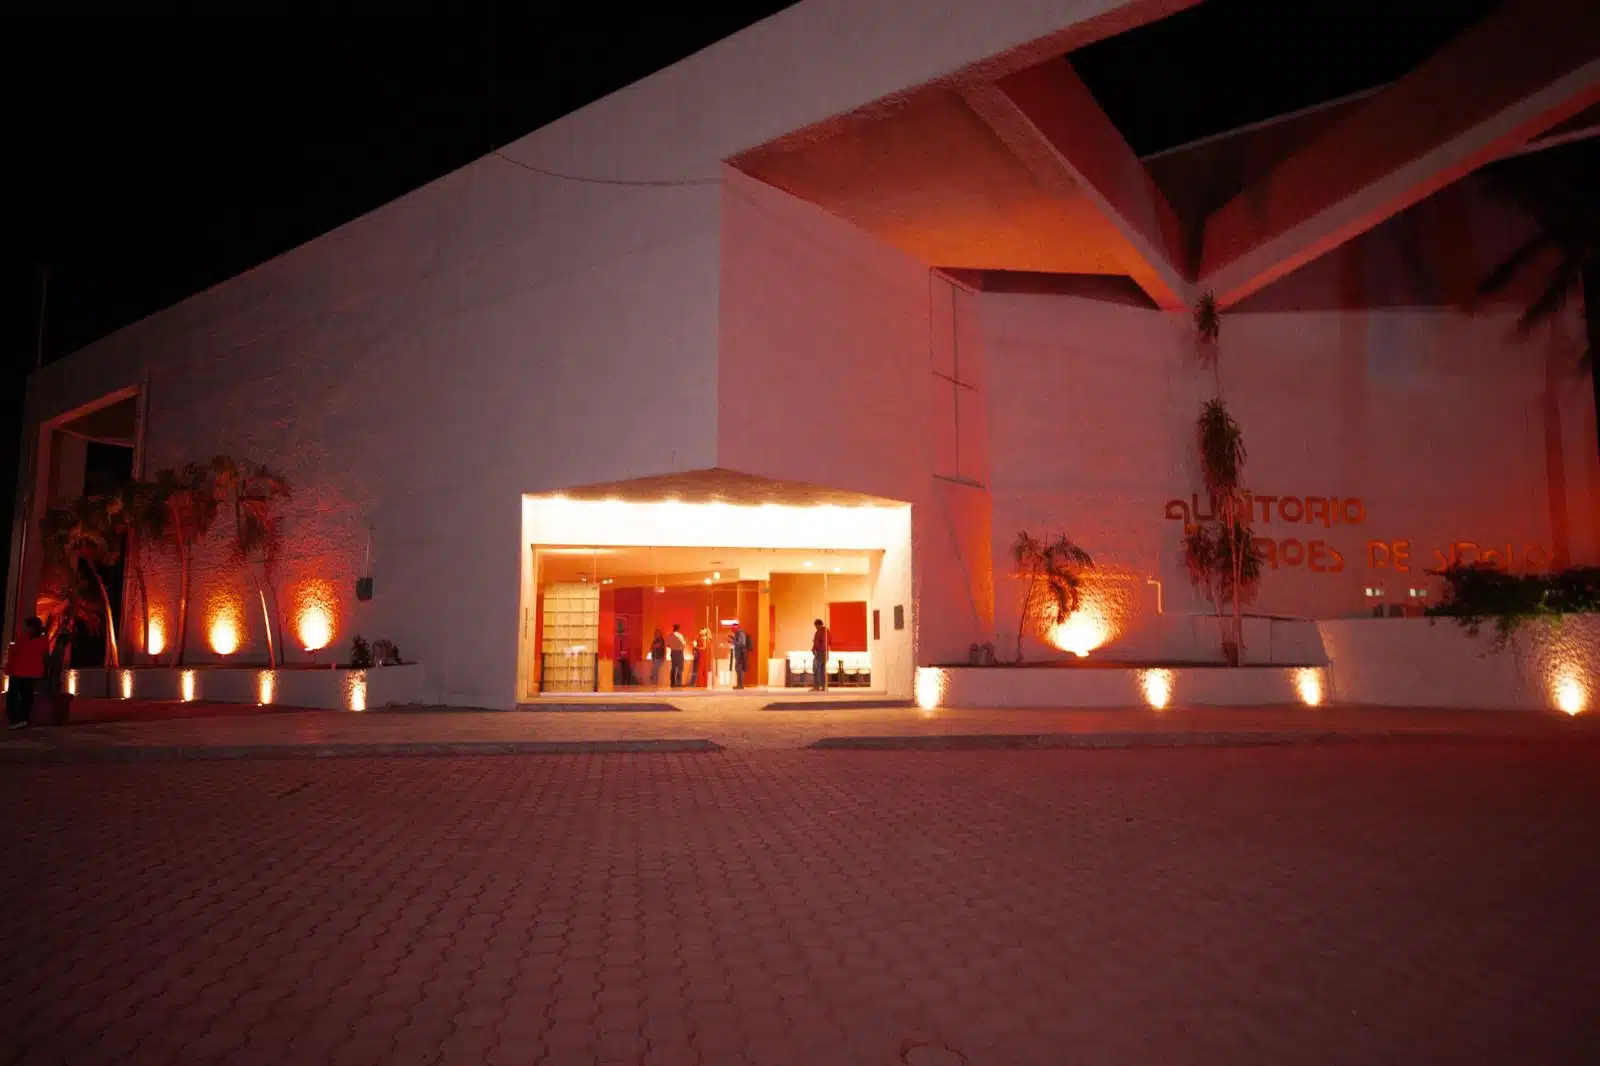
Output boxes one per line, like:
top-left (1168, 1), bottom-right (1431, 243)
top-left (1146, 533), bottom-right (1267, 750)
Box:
top-left (828, 601), bottom-right (868, 651)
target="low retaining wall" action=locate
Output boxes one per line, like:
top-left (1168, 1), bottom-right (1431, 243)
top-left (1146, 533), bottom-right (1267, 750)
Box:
top-left (1095, 614), bottom-right (1329, 667)
top-left (917, 665), bottom-right (1324, 710)
top-left (60, 664), bottom-right (426, 711)
top-left (1318, 617), bottom-right (1597, 712)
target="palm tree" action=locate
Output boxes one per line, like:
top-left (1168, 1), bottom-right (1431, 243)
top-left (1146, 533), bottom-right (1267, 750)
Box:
top-left (39, 497), bottom-right (121, 668)
top-left (153, 464), bottom-right (220, 666)
top-left (1011, 531), bottom-right (1095, 663)
top-left (1197, 398), bottom-right (1251, 661)
top-left (34, 559), bottom-right (103, 676)
top-left (1473, 142), bottom-right (1597, 372)
top-left (211, 456), bottom-right (292, 667)
top-left (1181, 519), bottom-right (1262, 665)
top-left (104, 478), bottom-right (168, 663)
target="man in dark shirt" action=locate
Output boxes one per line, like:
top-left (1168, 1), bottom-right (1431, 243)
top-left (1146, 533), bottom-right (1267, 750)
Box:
top-left (811, 618), bottom-right (830, 692)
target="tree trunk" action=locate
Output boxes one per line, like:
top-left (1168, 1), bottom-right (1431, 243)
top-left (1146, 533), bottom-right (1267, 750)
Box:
top-left (88, 565), bottom-right (120, 670)
top-left (266, 573), bottom-right (287, 665)
top-left (1016, 571), bottom-right (1038, 664)
top-left (134, 564), bottom-right (150, 662)
top-left (254, 569), bottom-right (276, 669)
top-left (173, 543), bottom-right (190, 667)
top-left (1230, 525), bottom-right (1243, 664)
top-left (1224, 497), bottom-right (1243, 665)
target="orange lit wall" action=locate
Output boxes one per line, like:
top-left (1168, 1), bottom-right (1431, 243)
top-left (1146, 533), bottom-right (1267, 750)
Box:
top-left (981, 289), bottom-right (1598, 659)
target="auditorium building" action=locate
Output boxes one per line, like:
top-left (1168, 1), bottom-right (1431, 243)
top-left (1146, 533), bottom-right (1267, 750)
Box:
top-left (8, 0), bottom-right (1598, 708)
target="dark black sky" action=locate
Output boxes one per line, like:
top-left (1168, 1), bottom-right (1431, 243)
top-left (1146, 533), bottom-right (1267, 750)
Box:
top-left (2, 0), bottom-right (1506, 595)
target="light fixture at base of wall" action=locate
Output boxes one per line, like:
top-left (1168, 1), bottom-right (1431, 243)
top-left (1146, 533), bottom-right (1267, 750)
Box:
top-left (1295, 668), bottom-right (1324, 707)
top-left (1139, 669), bottom-right (1173, 710)
top-left (347, 672), bottom-right (368, 712)
top-left (1554, 675), bottom-right (1587, 716)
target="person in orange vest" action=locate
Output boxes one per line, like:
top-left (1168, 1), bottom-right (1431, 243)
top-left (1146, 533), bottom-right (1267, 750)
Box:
top-left (5, 617), bottom-right (49, 730)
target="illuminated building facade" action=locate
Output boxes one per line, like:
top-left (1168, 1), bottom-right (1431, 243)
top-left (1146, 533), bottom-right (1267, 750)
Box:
top-left (7, 0), bottom-right (1599, 707)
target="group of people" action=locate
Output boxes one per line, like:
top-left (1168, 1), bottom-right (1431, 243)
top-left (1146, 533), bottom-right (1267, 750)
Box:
top-left (639, 621), bottom-right (763, 689)
top-left (635, 618), bottom-right (831, 691)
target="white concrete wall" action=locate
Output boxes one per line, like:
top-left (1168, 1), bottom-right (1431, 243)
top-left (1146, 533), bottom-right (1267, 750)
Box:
top-left (16, 165), bottom-right (725, 710)
top-left (1319, 616), bottom-right (1599, 712)
top-left (717, 172), bottom-right (995, 680)
top-left (921, 664), bottom-right (1323, 709)
top-left (67, 665), bottom-right (425, 711)
top-left (7, 0), bottom-right (1164, 708)
top-left (979, 292), bottom-right (1599, 661)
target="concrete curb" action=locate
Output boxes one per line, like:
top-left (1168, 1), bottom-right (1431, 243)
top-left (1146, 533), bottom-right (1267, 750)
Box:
top-left (507, 703), bottom-right (680, 713)
top-left (805, 730), bottom-right (1592, 751)
top-left (0, 738), bottom-right (724, 765)
top-left (763, 699), bottom-right (916, 711)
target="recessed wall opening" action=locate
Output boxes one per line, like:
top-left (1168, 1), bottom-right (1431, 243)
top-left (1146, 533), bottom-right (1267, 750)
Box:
top-left (7, 389), bottom-right (141, 666)
top-left (520, 489), bottom-right (913, 700)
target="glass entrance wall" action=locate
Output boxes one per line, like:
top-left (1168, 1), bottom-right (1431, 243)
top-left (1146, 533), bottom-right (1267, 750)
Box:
top-left (528, 544), bottom-right (880, 695)
top-left (519, 495), bottom-right (915, 702)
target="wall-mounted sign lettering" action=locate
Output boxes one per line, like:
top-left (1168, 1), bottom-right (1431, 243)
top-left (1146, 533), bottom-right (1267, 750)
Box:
top-left (1368, 540), bottom-right (1561, 573)
top-left (1165, 494), bottom-right (1555, 575)
top-left (1163, 493), bottom-right (1366, 528)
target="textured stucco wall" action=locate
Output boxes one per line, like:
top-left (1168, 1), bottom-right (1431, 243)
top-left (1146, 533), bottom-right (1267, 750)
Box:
top-left (716, 171), bottom-right (995, 674)
top-left (18, 160), bottom-right (726, 708)
top-left (1320, 616), bottom-right (1600, 712)
top-left (8, 1), bottom-right (1169, 704)
top-left (979, 291), bottom-right (1599, 661)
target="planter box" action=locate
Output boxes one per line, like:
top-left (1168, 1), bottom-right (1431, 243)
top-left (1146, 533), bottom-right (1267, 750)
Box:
top-left (63, 663), bottom-right (427, 711)
top-left (1317, 617), bottom-right (1598, 712)
top-left (919, 664), bottom-right (1322, 709)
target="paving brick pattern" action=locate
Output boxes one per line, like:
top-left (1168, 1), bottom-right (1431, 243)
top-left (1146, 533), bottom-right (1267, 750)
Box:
top-left (3, 744), bottom-right (1599, 1065)
top-left (7, 699), bottom-right (1599, 760)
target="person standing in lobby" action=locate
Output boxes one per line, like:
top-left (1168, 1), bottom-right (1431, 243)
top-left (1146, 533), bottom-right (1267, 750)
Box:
top-left (648, 630), bottom-right (666, 687)
top-left (730, 623), bottom-right (750, 689)
top-left (811, 618), bottom-right (831, 691)
top-left (693, 627), bottom-right (711, 689)
top-left (668, 624), bottom-right (687, 687)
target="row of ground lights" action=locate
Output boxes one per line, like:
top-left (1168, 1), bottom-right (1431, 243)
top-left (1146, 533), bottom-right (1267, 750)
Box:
top-left (912, 666), bottom-right (1590, 714)
top-left (1136, 668), bottom-right (1323, 709)
top-left (65, 667), bottom-right (367, 712)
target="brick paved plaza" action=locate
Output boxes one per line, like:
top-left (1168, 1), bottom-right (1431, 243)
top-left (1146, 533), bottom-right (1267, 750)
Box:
top-left (4, 742), bottom-right (1599, 1065)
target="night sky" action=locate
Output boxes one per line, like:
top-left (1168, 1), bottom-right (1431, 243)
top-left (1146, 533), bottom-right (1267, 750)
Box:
top-left (1, 0), bottom-right (1512, 594)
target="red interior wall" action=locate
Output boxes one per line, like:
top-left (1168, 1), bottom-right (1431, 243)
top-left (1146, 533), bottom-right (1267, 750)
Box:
top-left (599, 588), bottom-right (616, 659)
top-left (613, 587), bottom-right (644, 662)
top-left (828, 601), bottom-right (868, 651)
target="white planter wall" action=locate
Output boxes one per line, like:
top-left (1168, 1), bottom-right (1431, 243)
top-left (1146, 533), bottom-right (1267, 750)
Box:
top-left (920, 664), bottom-right (1322, 709)
top-left (61, 664), bottom-right (426, 712)
top-left (1318, 617), bottom-right (1599, 712)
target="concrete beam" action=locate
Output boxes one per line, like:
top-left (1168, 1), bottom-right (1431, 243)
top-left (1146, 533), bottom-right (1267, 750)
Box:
top-left (963, 60), bottom-right (1190, 311)
top-left (1199, 0), bottom-right (1600, 308)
